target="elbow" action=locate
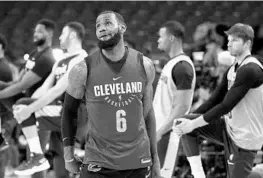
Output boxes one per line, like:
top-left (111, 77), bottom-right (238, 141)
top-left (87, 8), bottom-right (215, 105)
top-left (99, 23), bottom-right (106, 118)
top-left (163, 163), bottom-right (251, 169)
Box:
top-left (220, 102), bottom-right (233, 115)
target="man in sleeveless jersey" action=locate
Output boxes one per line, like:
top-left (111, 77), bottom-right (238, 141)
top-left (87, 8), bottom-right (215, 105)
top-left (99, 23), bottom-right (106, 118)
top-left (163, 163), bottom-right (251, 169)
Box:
top-left (61, 11), bottom-right (161, 178)
top-left (13, 22), bottom-right (88, 177)
top-left (175, 23), bottom-right (263, 178)
top-left (153, 21), bottom-right (198, 176)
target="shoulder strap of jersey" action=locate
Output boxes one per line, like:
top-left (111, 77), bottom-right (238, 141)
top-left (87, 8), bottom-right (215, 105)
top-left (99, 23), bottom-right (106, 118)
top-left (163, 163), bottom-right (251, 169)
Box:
top-left (128, 47), bottom-right (148, 82)
top-left (57, 53), bottom-right (80, 66)
top-left (241, 55), bottom-right (263, 70)
top-left (84, 49), bottom-right (100, 85)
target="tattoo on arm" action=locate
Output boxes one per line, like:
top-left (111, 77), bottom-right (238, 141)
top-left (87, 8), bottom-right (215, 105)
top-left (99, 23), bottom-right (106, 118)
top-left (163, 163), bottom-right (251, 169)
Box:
top-left (67, 60), bottom-right (87, 99)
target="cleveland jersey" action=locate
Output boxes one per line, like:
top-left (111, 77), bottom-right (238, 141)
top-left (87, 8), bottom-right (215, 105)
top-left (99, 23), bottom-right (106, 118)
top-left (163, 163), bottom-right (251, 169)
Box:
top-left (225, 56), bottom-right (263, 150)
top-left (83, 48), bottom-right (152, 170)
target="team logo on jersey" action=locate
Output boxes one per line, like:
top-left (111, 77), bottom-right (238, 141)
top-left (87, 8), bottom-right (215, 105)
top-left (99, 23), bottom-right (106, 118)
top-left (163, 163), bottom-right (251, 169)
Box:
top-left (94, 81), bottom-right (143, 107)
top-left (55, 64), bottom-right (68, 80)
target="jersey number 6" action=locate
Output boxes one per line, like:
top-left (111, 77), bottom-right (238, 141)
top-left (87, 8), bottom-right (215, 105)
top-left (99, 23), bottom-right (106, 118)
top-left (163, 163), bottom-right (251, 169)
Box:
top-left (116, 110), bottom-right (127, 132)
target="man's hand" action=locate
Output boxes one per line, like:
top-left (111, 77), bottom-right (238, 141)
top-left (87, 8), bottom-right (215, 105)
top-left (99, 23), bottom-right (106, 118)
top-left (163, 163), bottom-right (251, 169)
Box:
top-left (13, 104), bottom-right (32, 123)
top-left (151, 155), bottom-right (163, 178)
top-left (65, 156), bottom-right (82, 174)
top-left (173, 118), bottom-right (196, 136)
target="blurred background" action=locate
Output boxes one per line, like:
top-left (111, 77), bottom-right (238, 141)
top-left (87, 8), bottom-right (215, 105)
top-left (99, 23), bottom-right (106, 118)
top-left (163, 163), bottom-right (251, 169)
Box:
top-left (1, 1), bottom-right (263, 178)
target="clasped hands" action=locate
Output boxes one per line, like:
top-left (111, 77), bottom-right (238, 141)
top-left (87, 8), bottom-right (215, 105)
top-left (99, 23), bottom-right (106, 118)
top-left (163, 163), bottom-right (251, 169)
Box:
top-left (13, 104), bottom-right (32, 123)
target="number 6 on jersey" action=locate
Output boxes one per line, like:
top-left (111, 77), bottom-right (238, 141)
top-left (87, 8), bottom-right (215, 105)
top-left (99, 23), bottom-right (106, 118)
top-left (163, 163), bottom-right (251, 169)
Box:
top-left (116, 110), bottom-right (127, 132)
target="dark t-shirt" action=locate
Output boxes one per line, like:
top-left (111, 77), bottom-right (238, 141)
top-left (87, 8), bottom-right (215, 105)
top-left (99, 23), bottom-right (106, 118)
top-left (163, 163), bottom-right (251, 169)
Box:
top-left (0, 58), bottom-right (12, 82)
top-left (172, 61), bottom-right (194, 90)
top-left (25, 47), bottom-right (55, 96)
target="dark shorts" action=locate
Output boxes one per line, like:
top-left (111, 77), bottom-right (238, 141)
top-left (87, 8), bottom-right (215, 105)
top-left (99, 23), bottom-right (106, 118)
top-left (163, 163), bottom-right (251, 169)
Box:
top-left (181, 114), bottom-right (257, 178)
top-left (79, 164), bottom-right (150, 178)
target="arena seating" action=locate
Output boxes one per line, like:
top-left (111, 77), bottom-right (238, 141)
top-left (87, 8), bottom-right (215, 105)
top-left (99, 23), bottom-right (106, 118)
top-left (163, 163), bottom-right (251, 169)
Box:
top-left (0, 1), bottom-right (262, 60)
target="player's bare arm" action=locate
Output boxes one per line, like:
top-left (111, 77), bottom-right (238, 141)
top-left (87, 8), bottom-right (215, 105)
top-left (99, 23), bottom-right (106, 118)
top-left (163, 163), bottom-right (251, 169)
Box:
top-left (62, 60), bottom-right (87, 160)
top-left (142, 56), bottom-right (158, 156)
top-left (0, 70), bottom-right (41, 99)
top-left (28, 59), bottom-right (82, 112)
top-left (143, 56), bottom-right (161, 177)
top-left (158, 90), bottom-right (194, 137)
top-left (158, 61), bottom-right (195, 137)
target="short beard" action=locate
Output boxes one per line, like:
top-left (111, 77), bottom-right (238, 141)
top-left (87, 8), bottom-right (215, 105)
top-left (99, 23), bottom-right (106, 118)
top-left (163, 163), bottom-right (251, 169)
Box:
top-left (98, 31), bottom-right (121, 50)
top-left (34, 38), bottom-right (46, 46)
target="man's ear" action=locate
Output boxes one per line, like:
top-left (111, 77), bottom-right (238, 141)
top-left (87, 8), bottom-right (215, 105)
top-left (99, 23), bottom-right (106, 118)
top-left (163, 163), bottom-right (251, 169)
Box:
top-left (170, 35), bottom-right (175, 42)
top-left (119, 24), bottom-right (127, 34)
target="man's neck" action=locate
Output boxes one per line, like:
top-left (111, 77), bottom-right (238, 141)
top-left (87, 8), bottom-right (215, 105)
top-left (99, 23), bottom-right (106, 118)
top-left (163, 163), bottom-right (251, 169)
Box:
top-left (168, 44), bottom-right (183, 59)
top-left (236, 49), bottom-right (251, 64)
top-left (67, 42), bottom-right (82, 55)
top-left (37, 42), bottom-right (51, 52)
top-left (102, 41), bottom-right (125, 62)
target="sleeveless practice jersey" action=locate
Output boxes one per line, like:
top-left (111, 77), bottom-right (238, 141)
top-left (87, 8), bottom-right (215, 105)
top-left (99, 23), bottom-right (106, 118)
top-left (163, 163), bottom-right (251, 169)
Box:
top-left (225, 56), bottom-right (263, 150)
top-left (83, 48), bottom-right (152, 170)
top-left (153, 54), bottom-right (196, 131)
top-left (54, 50), bottom-right (87, 103)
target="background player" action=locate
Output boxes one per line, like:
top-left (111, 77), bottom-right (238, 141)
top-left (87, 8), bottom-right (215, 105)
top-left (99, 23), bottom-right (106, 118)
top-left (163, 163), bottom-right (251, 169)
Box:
top-left (61, 10), bottom-right (161, 178)
top-left (153, 20), bottom-right (198, 177)
top-left (175, 23), bottom-right (263, 178)
top-left (0, 19), bottom-right (56, 178)
top-left (13, 21), bottom-right (88, 177)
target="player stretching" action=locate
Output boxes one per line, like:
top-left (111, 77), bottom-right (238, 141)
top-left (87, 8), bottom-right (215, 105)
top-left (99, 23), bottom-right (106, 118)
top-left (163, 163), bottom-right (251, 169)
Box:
top-left (175, 23), bottom-right (263, 178)
top-left (153, 21), bottom-right (197, 178)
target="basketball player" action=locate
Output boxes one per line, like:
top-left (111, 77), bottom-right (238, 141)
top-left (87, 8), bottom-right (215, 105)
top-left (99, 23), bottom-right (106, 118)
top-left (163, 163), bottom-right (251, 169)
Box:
top-left (153, 20), bottom-right (198, 175)
top-left (61, 11), bottom-right (161, 178)
top-left (175, 23), bottom-right (263, 178)
top-left (13, 22), bottom-right (88, 177)
top-left (1, 19), bottom-right (56, 178)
